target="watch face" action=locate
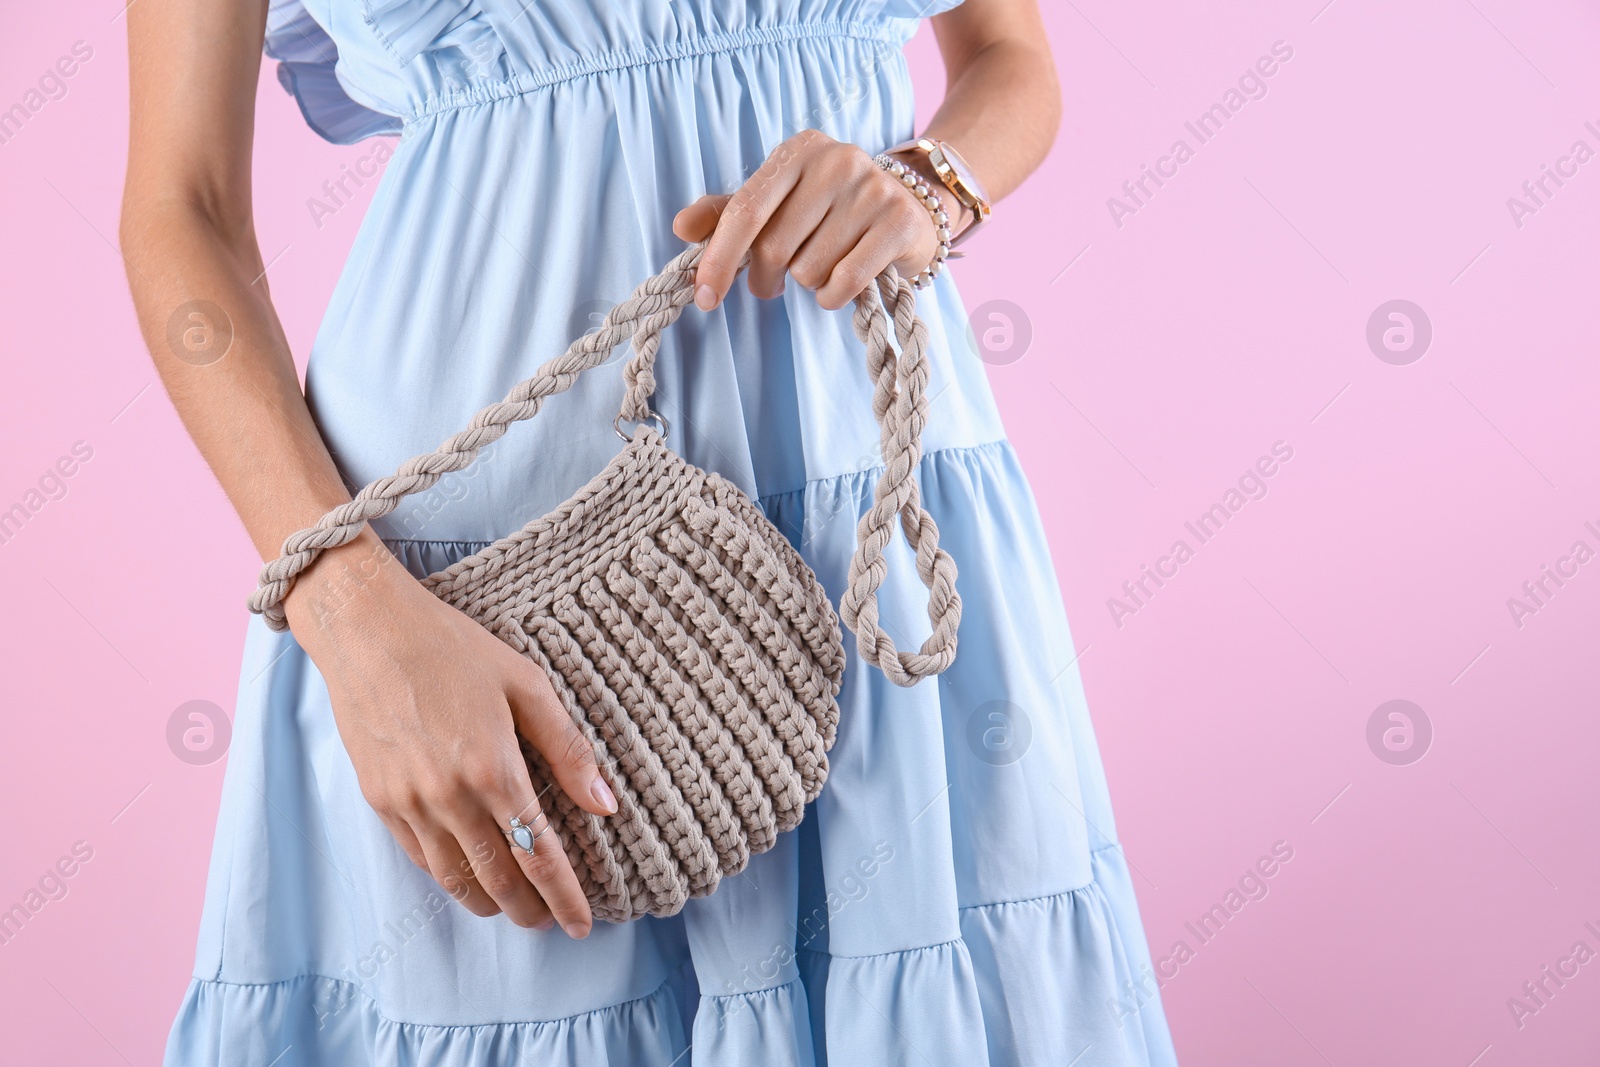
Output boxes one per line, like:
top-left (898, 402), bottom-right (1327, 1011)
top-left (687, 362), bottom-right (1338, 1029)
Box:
top-left (936, 141), bottom-right (990, 209)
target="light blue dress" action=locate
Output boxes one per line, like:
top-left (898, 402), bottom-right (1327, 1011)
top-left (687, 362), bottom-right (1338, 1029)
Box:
top-left (163, 1), bottom-right (1179, 1064)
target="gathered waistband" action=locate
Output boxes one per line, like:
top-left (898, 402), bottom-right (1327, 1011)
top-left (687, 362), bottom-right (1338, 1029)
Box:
top-left (405, 19), bottom-right (906, 124)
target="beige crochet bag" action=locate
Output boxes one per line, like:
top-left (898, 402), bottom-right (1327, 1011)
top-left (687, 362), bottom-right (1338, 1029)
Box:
top-left (249, 242), bottom-right (961, 922)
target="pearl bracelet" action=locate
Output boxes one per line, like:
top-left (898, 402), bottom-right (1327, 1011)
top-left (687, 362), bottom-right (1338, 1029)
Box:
top-left (872, 153), bottom-right (952, 290)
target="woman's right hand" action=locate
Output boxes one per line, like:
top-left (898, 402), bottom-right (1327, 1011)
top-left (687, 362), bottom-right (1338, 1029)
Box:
top-left (281, 528), bottom-right (618, 938)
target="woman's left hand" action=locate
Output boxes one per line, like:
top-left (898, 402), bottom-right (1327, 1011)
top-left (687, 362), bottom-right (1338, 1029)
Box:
top-left (673, 129), bottom-right (941, 313)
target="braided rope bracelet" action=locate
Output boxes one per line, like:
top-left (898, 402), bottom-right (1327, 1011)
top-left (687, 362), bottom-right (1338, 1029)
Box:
top-left (872, 153), bottom-right (952, 290)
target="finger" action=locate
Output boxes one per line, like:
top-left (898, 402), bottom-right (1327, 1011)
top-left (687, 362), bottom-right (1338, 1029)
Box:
top-left (814, 181), bottom-right (933, 311)
top-left (415, 824), bottom-right (500, 917)
top-left (504, 798), bottom-right (593, 938)
top-left (695, 134), bottom-right (811, 309)
top-left (507, 662), bottom-right (618, 817)
top-left (746, 192), bottom-right (832, 300)
top-left (449, 813), bottom-right (555, 929)
top-left (789, 205), bottom-right (872, 304)
top-left (673, 195), bottom-right (730, 243)
top-left (816, 224), bottom-right (909, 312)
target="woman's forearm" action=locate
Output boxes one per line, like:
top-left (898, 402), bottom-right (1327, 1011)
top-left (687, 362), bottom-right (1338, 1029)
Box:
top-left (119, 0), bottom-right (357, 571)
top-left (120, 0), bottom-right (388, 624)
top-left (893, 0), bottom-right (1063, 236)
top-left (120, 203), bottom-right (358, 567)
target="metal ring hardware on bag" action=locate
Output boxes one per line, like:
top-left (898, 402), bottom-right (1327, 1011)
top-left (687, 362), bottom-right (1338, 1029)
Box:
top-left (613, 410), bottom-right (669, 442)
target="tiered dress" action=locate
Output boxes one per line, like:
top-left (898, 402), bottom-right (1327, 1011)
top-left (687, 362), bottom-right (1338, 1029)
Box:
top-left (162, 1), bottom-right (1180, 1063)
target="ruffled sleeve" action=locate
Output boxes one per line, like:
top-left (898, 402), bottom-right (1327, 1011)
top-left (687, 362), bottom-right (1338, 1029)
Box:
top-left (362, 0), bottom-right (488, 67)
top-left (265, 0), bottom-right (402, 144)
top-left (871, 0), bottom-right (967, 16)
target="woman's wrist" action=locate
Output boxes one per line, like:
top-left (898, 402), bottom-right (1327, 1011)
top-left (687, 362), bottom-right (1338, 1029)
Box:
top-left (873, 153), bottom-right (952, 288)
top-left (280, 527), bottom-right (409, 640)
top-left (888, 149), bottom-right (976, 240)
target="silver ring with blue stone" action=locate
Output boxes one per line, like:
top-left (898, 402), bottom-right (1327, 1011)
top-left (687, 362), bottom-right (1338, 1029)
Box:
top-left (504, 812), bottom-right (549, 856)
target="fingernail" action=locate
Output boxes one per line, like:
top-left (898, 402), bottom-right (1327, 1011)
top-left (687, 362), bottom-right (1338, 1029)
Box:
top-left (535, 918), bottom-right (555, 931)
top-left (695, 284), bottom-right (718, 311)
top-left (590, 775), bottom-right (618, 815)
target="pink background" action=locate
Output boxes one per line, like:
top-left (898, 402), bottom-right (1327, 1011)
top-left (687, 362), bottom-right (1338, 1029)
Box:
top-left (3, 1), bottom-right (1598, 1063)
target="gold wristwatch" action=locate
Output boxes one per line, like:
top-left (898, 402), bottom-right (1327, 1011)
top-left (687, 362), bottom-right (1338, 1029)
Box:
top-left (889, 136), bottom-right (992, 247)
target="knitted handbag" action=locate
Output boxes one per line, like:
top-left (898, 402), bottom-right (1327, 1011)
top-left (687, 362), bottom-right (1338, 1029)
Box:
top-left (248, 241), bottom-right (961, 922)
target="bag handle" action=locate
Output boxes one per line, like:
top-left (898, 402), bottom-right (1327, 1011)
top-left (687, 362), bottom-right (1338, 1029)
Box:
top-left (250, 241), bottom-right (960, 684)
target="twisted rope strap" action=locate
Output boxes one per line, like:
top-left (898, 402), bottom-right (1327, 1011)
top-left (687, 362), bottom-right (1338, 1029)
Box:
top-left (838, 269), bottom-right (962, 686)
top-left (250, 242), bottom-right (961, 684)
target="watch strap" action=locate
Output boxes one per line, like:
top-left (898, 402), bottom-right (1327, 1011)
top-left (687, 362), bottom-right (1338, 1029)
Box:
top-left (886, 136), bottom-right (988, 242)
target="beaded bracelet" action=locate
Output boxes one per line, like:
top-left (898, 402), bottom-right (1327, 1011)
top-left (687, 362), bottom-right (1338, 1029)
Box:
top-left (872, 152), bottom-right (952, 290)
